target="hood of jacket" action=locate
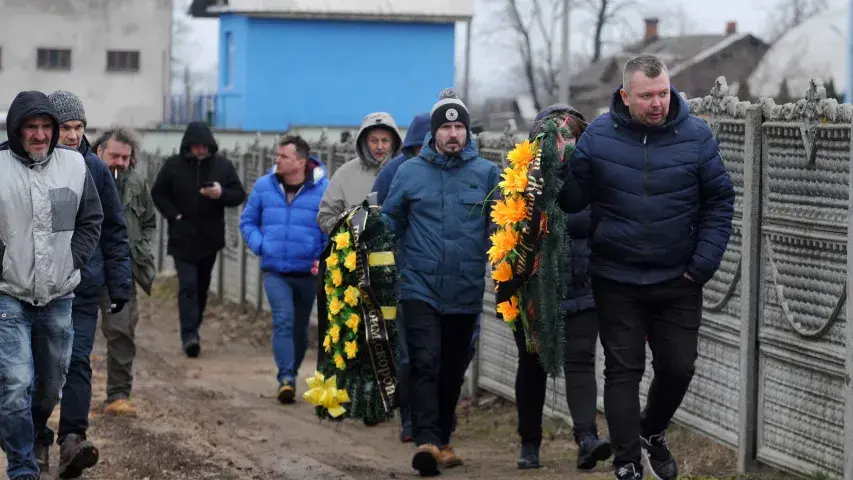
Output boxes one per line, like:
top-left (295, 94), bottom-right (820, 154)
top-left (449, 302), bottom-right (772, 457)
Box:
top-left (78, 134), bottom-right (95, 158)
top-left (355, 112), bottom-right (402, 168)
top-left (269, 153), bottom-right (327, 187)
top-left (0, 91), bottom-right (61, 163)
top-left (609, 84), bottom-right (690, 133)
top-left (400, 113), bottom-right (430, 158)
top-left (419, 131), bottom-right (479, 169)
top-left (179, 121), bottom-right (219, 158)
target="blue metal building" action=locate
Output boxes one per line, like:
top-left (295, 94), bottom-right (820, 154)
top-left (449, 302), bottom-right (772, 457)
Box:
top-left (189, 0), bottom-right (473, 131)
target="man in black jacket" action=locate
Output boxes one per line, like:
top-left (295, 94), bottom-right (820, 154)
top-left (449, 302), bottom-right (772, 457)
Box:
top-left (151, 122), bottom-right (246, 357)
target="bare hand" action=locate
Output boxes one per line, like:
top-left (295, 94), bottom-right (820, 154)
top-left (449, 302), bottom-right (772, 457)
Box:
top-left (200, 182), bottom-right (222, 199)
top-left (311, 260), bottom-right (320, 276)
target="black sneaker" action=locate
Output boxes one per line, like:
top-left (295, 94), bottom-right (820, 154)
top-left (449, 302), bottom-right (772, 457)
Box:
top-left (615, 463), bottom-right (643, 479)
top-left (517, 441), bottom-right (541, 469)
top-left (35, 444), bottom-right (49, 473)
top-left (183, 338), bottom-right (200, 358)
top-left (641, 433), bottom-right (678, 480)
top-left (577, 434), bottom-right (612, 470)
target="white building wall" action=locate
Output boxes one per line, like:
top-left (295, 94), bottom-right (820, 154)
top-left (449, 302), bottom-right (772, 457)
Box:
top-left (0, 0), bottom-right (172, 128)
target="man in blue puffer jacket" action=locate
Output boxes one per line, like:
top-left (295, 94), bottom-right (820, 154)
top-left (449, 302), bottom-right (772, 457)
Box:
top-left (240, 135), bottom-right (328, 404)
top-left (31, 91), bottom-right (131, 477)
top-left (382, 88), bottom-right (499, 476)
top-left (559, 55), bottom-right (735, 480)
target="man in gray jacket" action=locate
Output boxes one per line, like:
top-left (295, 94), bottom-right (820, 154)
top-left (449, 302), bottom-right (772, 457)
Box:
top-left (0, 91), bottom-right (103, 480)
top-left (316, 111), bottom-right (402, 234)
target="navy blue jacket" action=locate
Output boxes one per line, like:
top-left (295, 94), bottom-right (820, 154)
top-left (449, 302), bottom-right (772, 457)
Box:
top-left (559, 86), bottom-right (735, 285)
top-left (561, 208), bottom-right (595, 314)
top-left (372, 112), bottom-right (431, 205)
top-left (381, 133), bottom-right (499, 314)
top-left (239, 156), bottom-right (329, 273)
top-left (75, 136), bottom-right (132, 302)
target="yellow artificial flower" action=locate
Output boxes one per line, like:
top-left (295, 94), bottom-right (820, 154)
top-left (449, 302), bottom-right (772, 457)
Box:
top-left (325, 252), bottom-right (339, 268)
top-left (487, 228), bottom-right (520, 264)
top-left (302, 372), bottom-right (350, 417)
top-left (344, 251), bottom-right (357, 271)
top-left (343, 285), bottom-right (360, 307)
top-left (497, 296), bottom-right (520, 322)
top-left (324, 283), bottom-right (335, 295)
top-left (331, 268), bottom-right (343, 287)
top-left (498, 165), bottom-right (529, 195)
top-left (344, 340), bottom-right (358, 359)
top-left (334, 231), bottom-right (351, 250)
top-left (334, 353), bottom-right (346, 370)
top-left (507, 139), bottom-right (536, 169)
top-left (345, 313), bottom-right (360, 331)
top-left (330, 324), bottom-right (341, 344)
top-left (490, 196), bottom-right (528, 227)
top-left (491, 261), bottom-right (513, 283)
top-left (329, 297), bottom-right (344, 315)
top-left (323, 335), bottom-right (332, 352)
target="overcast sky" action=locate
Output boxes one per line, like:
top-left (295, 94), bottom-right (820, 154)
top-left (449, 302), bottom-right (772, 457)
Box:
top-left (181, 0), bottom-right (844, 97)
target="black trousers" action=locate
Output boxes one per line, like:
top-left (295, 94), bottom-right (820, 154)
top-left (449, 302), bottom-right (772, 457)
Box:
top-left (592, 275), bottom-right (702, 469)
top-left (402, 300), bottom-right (477, 447)
top-left (514, 309), bottom-right (600, 446)
top-left (174, 253), bottom-right (218, 344)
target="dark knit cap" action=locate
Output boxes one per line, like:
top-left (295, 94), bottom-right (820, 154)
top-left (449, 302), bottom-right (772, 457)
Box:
top-left (528, 104), bottom-right (586, 138)
top-left (430, 88), bottom-right (470, 137)
top-left (47, 90), bottom-right (87, 126)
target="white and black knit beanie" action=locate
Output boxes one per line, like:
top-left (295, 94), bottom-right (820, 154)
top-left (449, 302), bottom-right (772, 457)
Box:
top-left (48, 90), bottom-right (87, 126)
top-left (430, 88), bottom-right (470, 137)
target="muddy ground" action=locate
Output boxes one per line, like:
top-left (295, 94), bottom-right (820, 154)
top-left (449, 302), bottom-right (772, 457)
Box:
top-left (2, 275), bottom-right (796, 480)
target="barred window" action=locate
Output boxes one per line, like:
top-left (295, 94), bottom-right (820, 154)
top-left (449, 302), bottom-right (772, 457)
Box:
top-left (37, 48), bottom-right (71, 70)
top-left (106, 50), bottom-right (140, 72)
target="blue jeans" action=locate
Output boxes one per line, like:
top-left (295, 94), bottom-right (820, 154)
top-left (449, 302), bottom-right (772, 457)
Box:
top-left (0, 294), bottom-right (73, 478)
top-left (263, 272), bottom-right (316, 385)
top-left (35, 294), bottom-right (99, 447)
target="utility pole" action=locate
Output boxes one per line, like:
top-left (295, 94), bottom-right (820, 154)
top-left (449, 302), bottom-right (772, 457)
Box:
top-left (558, 0), bottom-right (571, 104)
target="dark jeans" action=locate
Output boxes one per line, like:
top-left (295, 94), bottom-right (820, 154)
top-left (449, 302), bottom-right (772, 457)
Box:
top-left (402, 300), bottom-right (477, 447)
top-left (513, 309), bottom-right (599, 446)
top-left (35, 295), bottom-right (99, 448)
top-left (592, 275), bottom-right (702, 470)
top-left (174, 253), bottom-right (218, 344)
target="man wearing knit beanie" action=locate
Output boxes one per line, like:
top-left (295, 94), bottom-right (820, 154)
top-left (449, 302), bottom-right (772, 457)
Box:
top-left (35, 90), bottom-right (132, 478)
top-left (381, 87), bottom-right (499, 476)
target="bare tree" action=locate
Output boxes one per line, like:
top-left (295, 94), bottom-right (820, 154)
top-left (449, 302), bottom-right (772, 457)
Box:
top-left (762, 0), bottom-right (828, 44)
top-left (171, 2), bottom-right (197, 94)
top-left (584, 0), bottom-right (640, 63)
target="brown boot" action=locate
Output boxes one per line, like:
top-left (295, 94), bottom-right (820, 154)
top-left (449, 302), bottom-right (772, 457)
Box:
top-left (104, 398), bottom-right (138, 417)
top-left (411, 444), bottom-right (440, 476)
top-left (58, 433), bottom-right (99, 479)
top-left (439, 445), bottom-right (463, 468)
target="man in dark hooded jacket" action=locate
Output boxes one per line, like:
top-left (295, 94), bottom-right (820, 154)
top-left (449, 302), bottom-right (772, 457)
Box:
top-left (151, 122), bottom-right (246, 357)
top-left (0, 91), bottom-right (103, 480)
top-left (24, 90), bottom-right (132, 478)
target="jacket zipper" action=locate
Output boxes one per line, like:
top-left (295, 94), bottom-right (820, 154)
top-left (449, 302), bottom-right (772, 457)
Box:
top-left (641, 133), bottom-right (649, 285)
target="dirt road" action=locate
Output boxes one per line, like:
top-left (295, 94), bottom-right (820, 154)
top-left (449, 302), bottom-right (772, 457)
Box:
top-left (3, 276), bottom-right (790, 480)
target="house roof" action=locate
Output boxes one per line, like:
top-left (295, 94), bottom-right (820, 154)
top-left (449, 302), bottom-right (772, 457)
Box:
top-left (747, 5), bottom-right (846, 98)
top-left (189, 0), bottom-right (474, 22)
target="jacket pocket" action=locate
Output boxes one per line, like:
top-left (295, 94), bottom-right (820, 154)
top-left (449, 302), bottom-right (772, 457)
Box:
top-left (49, 187), bottom-right (79, 232)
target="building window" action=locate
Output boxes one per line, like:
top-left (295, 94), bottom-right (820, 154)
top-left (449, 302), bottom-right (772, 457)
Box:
top-left (106, 50), bottom-right (140, 72)
top-left (37, 48), bottom-right (72, 70)
top-left (223, 32), bottom-right (234, 88)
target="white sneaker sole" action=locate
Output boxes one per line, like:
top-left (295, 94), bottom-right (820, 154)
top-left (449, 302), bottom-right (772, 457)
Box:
top-left (641, 447), bottom-right (666, 480)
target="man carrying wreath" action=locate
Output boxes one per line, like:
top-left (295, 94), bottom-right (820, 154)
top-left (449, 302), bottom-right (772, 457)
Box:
top-left (381, 88), bottom-right (499, 477)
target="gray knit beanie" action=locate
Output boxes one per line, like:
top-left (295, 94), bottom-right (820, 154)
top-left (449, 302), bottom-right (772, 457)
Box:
top-left (48, 90), bottom-right (87, 126)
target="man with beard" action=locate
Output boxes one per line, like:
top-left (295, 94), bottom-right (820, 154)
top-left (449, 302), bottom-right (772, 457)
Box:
top-left (28, 91), bottom-right (133, 478)
top-left (0, 91), bottom-right (103, 480)
top-left (316, 111), bottom-right (401, 234)
top-left (381, 88), bottom-right (499, 476)
top-left (151, 122), bottom-right (246, 357)
top-left (91, 127), bottom-right (156, 419)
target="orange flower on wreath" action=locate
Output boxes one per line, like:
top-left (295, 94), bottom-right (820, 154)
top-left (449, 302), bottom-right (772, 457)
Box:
top-left (497, 296), bottom-right (520, 322)
top-left (487, 228), bottom-right (519, 265)
top-left (499, 164), bottom-right (529, 195)
top-left (490, 196), bottom-right (527, 228)
top-left (506, 139), bottom-right (536, 169)
top-left (491, 261), bottom-right (513, 283)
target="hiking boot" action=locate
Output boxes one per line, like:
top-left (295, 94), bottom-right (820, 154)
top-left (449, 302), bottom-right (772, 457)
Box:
top-left (104, 398), bottom-right (138, 417)
top-left (277, 381), bottom-right (295, 404)
top-left (615, 463), bottom-right (643, 479)
top-left (577, 434), bottom-right (612, 470)
top-left (35, 444), bottom-right (49, 473)
top-left (58, 433), bottom-right (99, 479)
top-left (438, 445), bottom-right (463, 468)
top-left (411, 444), bottom-right (440, 477)
top-left (517, 441), bottom-right (541, 470)
top-left (183, 338), bottom-right (200, 358)
top-left (641, 432), bottom-right (678, 480)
